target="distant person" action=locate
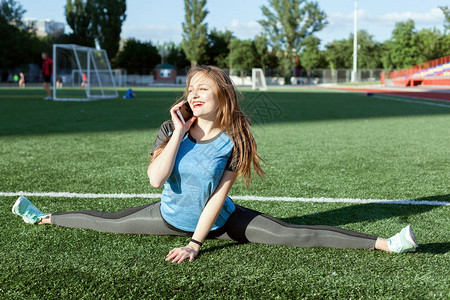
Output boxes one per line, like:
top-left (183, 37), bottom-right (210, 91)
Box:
top-left (56, 76), bottom-right (63, 89)
top-left (19, 72), bottom-right (26, 88)
top-left (80, 73), bottom-right (87, 88)
top-left (41, 52), bottom-right (53, 100)
top-left (123, 88), bottom-right (136, 99)
top-left (7, 72), bottom-right (13, 85)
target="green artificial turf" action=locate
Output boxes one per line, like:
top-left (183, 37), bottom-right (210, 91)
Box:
top-left (0, 87), bottom-right (449, 299)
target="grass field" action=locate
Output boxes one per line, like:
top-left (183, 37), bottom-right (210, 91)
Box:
top-left (1, 87), bottom-right (449, 299)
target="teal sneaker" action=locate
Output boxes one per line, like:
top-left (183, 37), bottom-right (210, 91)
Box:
top-left (12, 196), bottom-right (48, 224)
top-left (387, 225), bottom-right (418, 253)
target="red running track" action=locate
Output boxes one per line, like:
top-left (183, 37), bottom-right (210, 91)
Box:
top-left (329, 87), bottom-right (450, 102)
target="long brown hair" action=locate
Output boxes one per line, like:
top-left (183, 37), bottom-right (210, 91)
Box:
top-left (153, 65), bottom-right (265, 186)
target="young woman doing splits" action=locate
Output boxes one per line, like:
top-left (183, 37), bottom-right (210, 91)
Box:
top-left (12, 66), bottom-right (418, 263)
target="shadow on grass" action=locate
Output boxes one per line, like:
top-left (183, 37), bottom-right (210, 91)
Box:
top-left (200, 242), bottom-right (243, 256)
top-left (414, 194), bottom-right (450, 202)
top-left (276, 194), bottom-right (449, 254)
top-left (281, 194), bottom-right (449, 228)
top-left (1, 89), bottom-right (449, 137)
top-left (201, 241), bottom-right (450, 255)
top-left (417, 243), bottom-right (450, 254)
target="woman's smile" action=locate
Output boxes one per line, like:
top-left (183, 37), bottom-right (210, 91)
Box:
top-left (192, 100), bottom-right (205, 108)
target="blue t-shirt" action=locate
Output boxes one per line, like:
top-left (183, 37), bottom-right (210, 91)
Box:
top-left (152, 121), bottom-right (236, 232)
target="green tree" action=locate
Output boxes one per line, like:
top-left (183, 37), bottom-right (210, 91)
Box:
top-left (439, 6), bottom-right (450, 55)
top-left (325, 38), bottom-right (351, 69)
top-left (267, 48), bottom-right (280, 73)
top-left (0, 22), bottom-right (45, 81)
top-left (0, 0), bottom-right (25, 24)
top-left (387, 19), bottom-right (420, 68)
top-left (259, 0), bottom-right (327, 81)
top-left (90, 0), bottom-right (126, 60)
top-left (65, 0), bottom-right (94, 47)
top-left (299, 35), bottom-right (325, 74)
top-left (380, 41), bottom-right (394, 70)
top-left (115, 39), bottom-right (160, 74)
top-left (161, 42), bottom-right (190, 70)
top-left (442, 35), bottom-right (450, 57)
top-left (324, 30), bottom-right (382, 69)
top-left (229, 39), bottom-right (257, 76)
top-left (205, 28), bottom-right (233, 68)
top-left (0, 0), bottom-right (45, 81)
top-left (182, 0), bottom-right (208, 67)
top-left (253, 34), bottom-right (271, 70)
top-left (440, 6), bottom-right (450, 33)
top-left (416, 28), bottom-right (445, 62)
top-left (352, 30), bottom-right (383, 69)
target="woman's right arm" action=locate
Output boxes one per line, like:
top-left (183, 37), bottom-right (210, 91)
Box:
top-left (147, 129), bottom-right (184, 188)
top-left (147, 102), bottom-right (196, 188)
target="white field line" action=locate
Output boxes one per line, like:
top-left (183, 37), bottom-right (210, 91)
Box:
top-left (373, 95), bottom-right (450, 108)
top-left (0, 192), bottom-right (448, 206)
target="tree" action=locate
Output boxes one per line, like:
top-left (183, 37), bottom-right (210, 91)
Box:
top-left (0, 0), bottom-right (45, 81)
top-left (0, 0), bottom-right (25, 24)
top-left (115, 39), bottom-right (160, 75)
top-left (299, 35), bottom-right (325, 73)
top-left (253, 34), bottom-right (271, 70)
top-left (352, 30), bottom-right (383, 69)
top-left (324, 30), bottom-right (383, 69)
top-left (182, 0), bottom-right (208, 67)
top-left (229, 39), bottom-right (256, 76)
top-left (380, 41), bottom-right (394, 70)
top-left (325, 38), bottom-right (351, 69)
top-left (259, 0), bottom-right (327, 81)
top-left (65, 0), bottom-right (94, 47)
top-left (387, 19), bottom-right (420, 68)
top-left (161, 42), bottom-right (190, 70)
top-left (416, 28), bottom-right (445, 62)
top-left (205, 28), bottom-right (233, 68)
top-left (440, 6), bottom-right (450, 33)
top-left (90, 0), bottom-right (126, 61)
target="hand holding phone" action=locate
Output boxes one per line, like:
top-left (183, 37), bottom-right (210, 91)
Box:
top-left (176, 110), bottom-right (186, 124)
top-left (176, 101), bottom-right (193, 124)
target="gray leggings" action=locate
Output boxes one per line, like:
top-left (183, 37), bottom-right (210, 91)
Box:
top-left (51, 202), bottom-right (377, 250)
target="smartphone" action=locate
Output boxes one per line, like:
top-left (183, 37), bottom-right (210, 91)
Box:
top-left (176, 101), bottom-right (193, 124)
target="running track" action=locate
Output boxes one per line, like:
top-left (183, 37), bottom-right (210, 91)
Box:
top-left (328, 86), bottom-right (450, 102)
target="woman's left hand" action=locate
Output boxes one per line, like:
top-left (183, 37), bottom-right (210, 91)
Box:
top-left (165, 245), bottom-right (199, 263)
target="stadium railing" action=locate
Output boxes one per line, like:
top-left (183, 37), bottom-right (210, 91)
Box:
top-left (383, 55), bottom-right (450, 87)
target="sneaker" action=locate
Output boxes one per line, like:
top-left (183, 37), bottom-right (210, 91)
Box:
top-left (12, 196), bottom-right (49, 224)
top-left (43, 96), bottom-right (52, 100)
top-left (387, 225), bottom-right (418, 253)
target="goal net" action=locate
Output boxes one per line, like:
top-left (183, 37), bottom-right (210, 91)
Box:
top-left (52, 44), bottom-right (119, 101)
top-left (252, 68), bottom-right (268, 91)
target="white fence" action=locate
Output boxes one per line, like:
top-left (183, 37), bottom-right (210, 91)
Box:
top-left (121, 69), bottom-right (385, 87)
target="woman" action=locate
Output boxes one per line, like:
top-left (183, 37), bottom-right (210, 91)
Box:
top-left (12, 66), bottom-right (418, 263)
top-left (19, 72), bottom-right (26, 88)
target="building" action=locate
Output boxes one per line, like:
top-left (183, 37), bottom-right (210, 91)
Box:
top-left (22, 18), bottom-right (65, 37)
top-left (154, 63), bottom-right (177, 84)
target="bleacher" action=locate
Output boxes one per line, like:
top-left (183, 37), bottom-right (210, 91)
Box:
top-left (383, 55), bottom-right (450, 87)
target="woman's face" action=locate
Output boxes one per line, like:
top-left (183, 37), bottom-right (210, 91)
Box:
top-left (187, 72), bottom-right (219, 120)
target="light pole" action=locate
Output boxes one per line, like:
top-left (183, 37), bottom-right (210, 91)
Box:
top-left (351, 0), bottom-right (358, 82)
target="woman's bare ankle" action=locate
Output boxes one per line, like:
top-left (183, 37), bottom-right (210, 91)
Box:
top-left (37, 215), bottom-right (52, 225)
top-left (375, 237), bottom-right (391, 252)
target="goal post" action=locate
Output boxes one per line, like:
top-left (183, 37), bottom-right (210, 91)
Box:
top-left (252, 68), bottom-right (268, 91)
top-left (52, 44), bottom-right (119, 101)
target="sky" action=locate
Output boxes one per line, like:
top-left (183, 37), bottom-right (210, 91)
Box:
top-left (18, 0), bottom-right (448, 48)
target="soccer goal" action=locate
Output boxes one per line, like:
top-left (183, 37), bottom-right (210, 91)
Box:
top-left (52, 44), bottom-right (119, 101)
top-left (252, 68), bottom-right (268, 91)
